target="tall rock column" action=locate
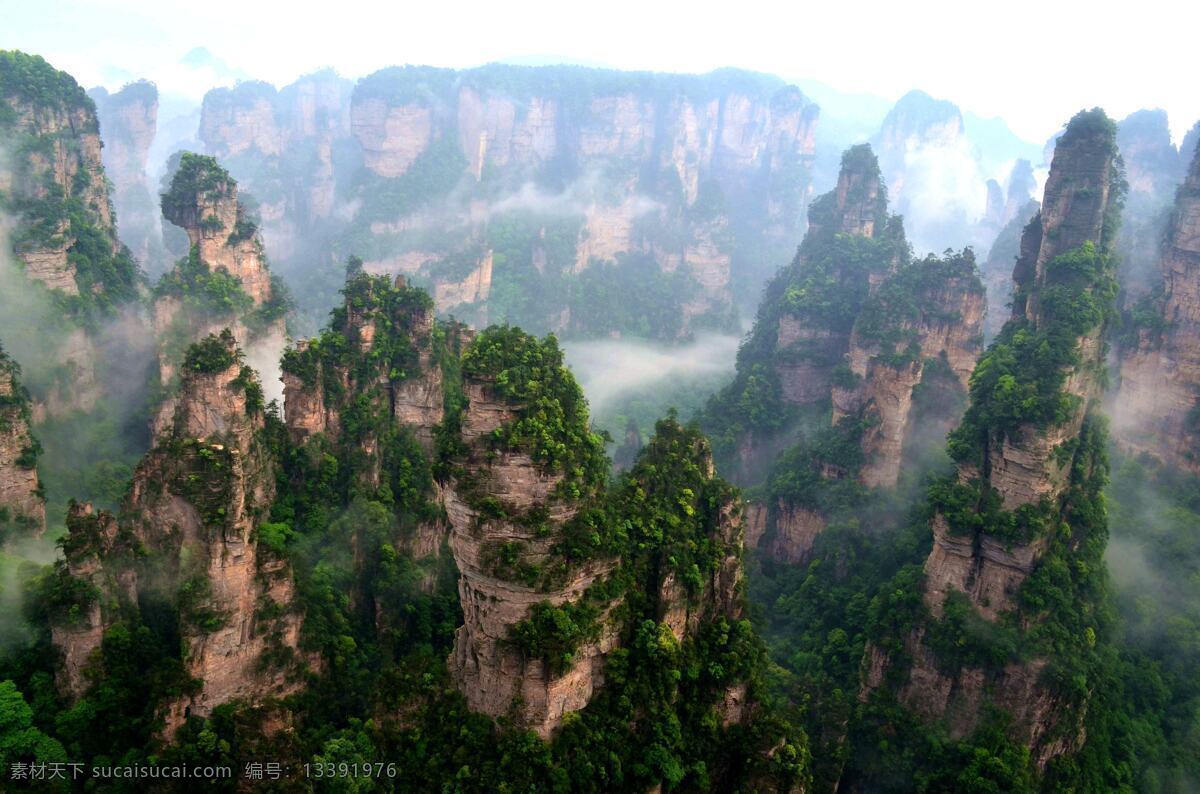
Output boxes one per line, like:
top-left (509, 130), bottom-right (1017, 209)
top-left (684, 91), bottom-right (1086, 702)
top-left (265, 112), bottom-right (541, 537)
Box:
top-left (153, 153), bottom-right (287, 429)
top-left (862, 109), bottom-right (1126, 770)
top-left (444, 329), bottom-right (620, 738)
top-left (48, 331), bottom-right (307, 729)
top-left (129, 331), bottom-right (304, 732)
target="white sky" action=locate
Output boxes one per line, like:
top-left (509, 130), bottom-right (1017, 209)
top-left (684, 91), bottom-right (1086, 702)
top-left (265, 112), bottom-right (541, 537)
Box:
top-left (3, 0), bottom-right (1198, 144)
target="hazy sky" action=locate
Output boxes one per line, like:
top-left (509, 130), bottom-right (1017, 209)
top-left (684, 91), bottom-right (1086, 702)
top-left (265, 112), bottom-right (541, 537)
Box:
top-left (4, 0), bottom-right (1198, 143)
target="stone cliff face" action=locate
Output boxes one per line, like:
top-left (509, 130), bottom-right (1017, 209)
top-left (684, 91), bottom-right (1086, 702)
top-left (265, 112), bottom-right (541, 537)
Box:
top-left (0, 52), bottom-right (140, 416)
top-left (1113, 138), bottom-right (1200, 474)
top-left (50, 332), bottom-right (306, 728)
top-left (194, 65), bottom-right (817, 337)
top-left (91, 80), bottom-right (161, 268)
top-left (199, 71), bottom-right (354, 258)
top-left (0, 347), bottom-right (45, 537)
top-left (444, 378), bottom-right (621, 737)
top-left (864, 109), bottom-right (1125, 770)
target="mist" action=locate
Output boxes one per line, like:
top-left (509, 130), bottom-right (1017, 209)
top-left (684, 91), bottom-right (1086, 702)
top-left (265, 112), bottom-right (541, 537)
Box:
top-left (561, 332), bottom-right (740, 438)
top-left (0, 216), bottom-right (156, 532)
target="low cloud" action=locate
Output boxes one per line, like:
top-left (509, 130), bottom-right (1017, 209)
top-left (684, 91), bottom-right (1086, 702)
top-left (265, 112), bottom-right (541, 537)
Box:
top-left (562, 332), bottom-right (739, 419)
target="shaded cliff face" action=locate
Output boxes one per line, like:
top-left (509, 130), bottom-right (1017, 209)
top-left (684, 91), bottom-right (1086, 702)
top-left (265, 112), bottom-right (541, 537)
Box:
top-left (981, 198), bottom-right (1040, 342)
top-left (864, 108), bottom-right (1125, 770)
top-left (90, 80), bottom-right (161, 269)
top-left (49, 331), bottom-right (306, 730)
top-left (0, 346), bottom-right (45, 539)
top-left (1113, 139), bottom-right (1200, 474)
top-left (833, 251), bottom-right (985, 489)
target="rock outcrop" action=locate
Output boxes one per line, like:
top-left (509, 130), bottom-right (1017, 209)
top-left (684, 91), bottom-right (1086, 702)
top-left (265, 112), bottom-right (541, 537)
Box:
top-left (712, 144), bottom-right (983, 563)
top-left (1116, 109), bottom-right (1184, 302)
top-left (444, 380), bottom-right (621, 736)
top-left (863, 109), bottom-right (1125, 770)
top-left (831, 252), bottom-right (985, 488)
top-left (49, 502), bottom-right (136, 697)
top-left (1113, 137), bottom-right (1200, 474)
top-left (442, 328), bottom-right (750, 738)
top-left (772, 144), bottom-right (896, 410)
top-left (873, 89), bottom-right (988, 252)
top-left (0, 346), bottom-right (45, 537)
top-left (49, 331), bottom-right (307, 728)
top-left (154, 153), bottom-right (285, 407)
top-left (981, 198), bottom-right (1040, 342)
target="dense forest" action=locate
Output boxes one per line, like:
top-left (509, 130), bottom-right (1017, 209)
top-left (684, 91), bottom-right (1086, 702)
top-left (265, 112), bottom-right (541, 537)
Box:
top-left (1, 44), bottom-right (1199, 793)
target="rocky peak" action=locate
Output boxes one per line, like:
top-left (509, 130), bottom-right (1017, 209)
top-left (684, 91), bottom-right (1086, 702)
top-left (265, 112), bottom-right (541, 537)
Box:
top-left (166, 329), bottom-right (263, 450)
top-left (814, 143), bottom-right (890, 238)
top-left (0, 344), bottom-right (45, 538)
top-left (1014, 109), bottom-right (1123, 327)
top-left (282, 266), bottom-right (442, 453)
top-left (161, 152), bottom-right (273, 305)
top-left (863, 109), bottom-right (1125, 770)
top-left (877, 89), bottom-right (966, 150)
top-left (0, 50), bottom-right (138, 304)
top-left (1003, 159), bottom-right (1037, 223)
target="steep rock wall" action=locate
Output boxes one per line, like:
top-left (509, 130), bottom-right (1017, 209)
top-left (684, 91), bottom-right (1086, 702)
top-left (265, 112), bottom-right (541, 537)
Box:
top-left (1113, 138), bottom-right (1200, 474)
